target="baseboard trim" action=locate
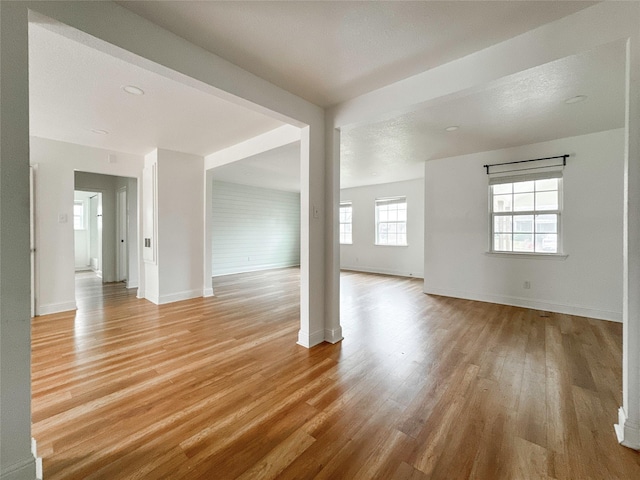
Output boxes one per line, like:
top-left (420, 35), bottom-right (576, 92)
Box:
top-left (126, 282), bottom-right (139, 290)
top-left (297, 329), bottom-right (325, 349)
top-left (158, 289), bottom-right (202, 305)
top-left (213, 263), bottom-right (301, 277)
top-left (341, 265), bottom-right (424, 279)
top-left (36, 301), bottom-right (77, 316)
top-left (615, 407), bottom-right (640, 450)
top-left (203, 287), bottom-right (214, 298)
top-left (423, 286), bottom-right (622, 322)
top-left (324, 326), bottom-right (343, 344)
top-left (0, 454), bottom-right (37, 480)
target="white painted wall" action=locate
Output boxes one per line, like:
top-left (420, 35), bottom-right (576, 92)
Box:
top-left (212, 181), bottom-right (300, 276)
top-left (341, 178), bottom-right (424, 278)
top-left (144, 148), bottom-right (205, 304)
top-left (29, 137), bottom-right (144, 315)
top-left (424, 129), bottom-right (624, 321)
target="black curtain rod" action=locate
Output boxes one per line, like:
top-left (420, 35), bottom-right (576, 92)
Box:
top-left (483, 154), bottom-right (568, 174)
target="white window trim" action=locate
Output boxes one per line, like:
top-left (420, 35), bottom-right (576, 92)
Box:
top-left (488, 172), bottom-right (565, 257)
top-left (375, 196), bottom-right (408, 246)
top-left (339, 201), bottom-right (353, 245)
top-left (74, 200), bottom-right (86, 231)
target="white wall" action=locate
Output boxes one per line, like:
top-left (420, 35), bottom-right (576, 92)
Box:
top-left (143, 148), bottom-right (205, 304)
top-left (30, 137), bottom-right (144, 315)
top-left (212, 181), bottom-right (300, 276)
top-left (340, 178), bottom-right (424, 278)
top-left (424, 129), bottom-right (624, 321)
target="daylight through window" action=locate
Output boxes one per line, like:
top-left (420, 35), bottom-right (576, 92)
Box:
top-left (490, 175), bottom-right (561, 254)
top-left (339, 202), bottom-right (352, 244)
top-left (375, 197), bottom-right (407, 246)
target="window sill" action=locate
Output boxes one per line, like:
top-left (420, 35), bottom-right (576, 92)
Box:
top-left (340, 242), bottom-right (353, 245)
top-left (375, 244), bottom-right (409, 247)
top-left (485, 251), bottom-right (568, 260)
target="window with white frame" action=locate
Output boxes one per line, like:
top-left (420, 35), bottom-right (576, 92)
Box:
top-left (490, 174), bottom-right (562, 254)
top-left (73, 201), bottom-right (85, 230)
top-left (375, 196), bottom-right (407, 246)
top-left (339, 202), bottom-right (352, 244)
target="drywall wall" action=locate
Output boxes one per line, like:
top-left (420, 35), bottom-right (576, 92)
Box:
top-left (143, 148), bottom-right (205, 304)
top-left (340, 178), bottom-right (424, 278)
top-left (424, 129), bottom-right (624, 321)
top-left (30, 137), bottom-right (143, 315)
top-left (212, 181), bottom-right (301, 276)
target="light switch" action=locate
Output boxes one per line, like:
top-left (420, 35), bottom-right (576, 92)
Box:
top-left (58, 213), bottom-right (68, 224)
top-left (312, 205), bottom-right (319, 219)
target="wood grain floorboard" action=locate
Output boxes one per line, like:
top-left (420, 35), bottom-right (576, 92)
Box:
top-left (32, 269), bottom-right (640, 479)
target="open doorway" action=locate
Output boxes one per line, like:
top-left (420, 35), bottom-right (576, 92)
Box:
top-left (73, 190), bottom-right (102, 274)
top-left (73, 172), bottom-right (138, 309)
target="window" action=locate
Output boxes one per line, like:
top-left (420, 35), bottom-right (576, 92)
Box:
top-left (339, 202), bottom-right (353, 244)
top-left (74, 201), bottom-right (85, 230)
top-left (375, 197), bottom-right (407, 246)
top-left (490, 174), bottom-right (561, 254)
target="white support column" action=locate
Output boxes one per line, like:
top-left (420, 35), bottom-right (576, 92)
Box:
top-left (0, 3), bottom-right (40, 479)
top-left (616, 31), bottom-right (640, 451)
top-left (203, 169), bottom-right (214, 297)
top-left (298, 125), bottom-right (327, 348)
top-left (324, 126), bottom-right (342, 344)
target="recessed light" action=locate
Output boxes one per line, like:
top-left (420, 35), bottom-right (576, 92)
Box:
top-left (122, 85), bottom-right (145, 96)
top-left (564, 95), bottom-right (587, 104)
top-left (91, 129), bottom-right (109, 135)
top-left (445, 125), bottom-right (459, 132)
top-left (372, 172), bottom-right (378, 176)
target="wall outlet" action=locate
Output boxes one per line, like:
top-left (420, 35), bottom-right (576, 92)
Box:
top-left (523, 281), bottom-right (531, 289)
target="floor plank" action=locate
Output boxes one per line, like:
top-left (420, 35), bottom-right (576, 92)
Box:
top-left (31, 269), bottom-right (640, 479)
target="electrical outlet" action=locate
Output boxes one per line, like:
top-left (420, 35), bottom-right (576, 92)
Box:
top-left (523, 281), bottom-right (531, 289)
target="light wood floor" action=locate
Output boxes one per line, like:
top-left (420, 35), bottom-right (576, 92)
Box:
top-left (32, 269), bottom-right (640, 479)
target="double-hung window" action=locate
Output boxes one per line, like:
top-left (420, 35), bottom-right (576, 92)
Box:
top-left (339, 202), bottom-right (353, 244)
top-left (74, 201), bottom-right (85, 230)
top-left (375, 196), bottom-right (407, 246)
top-left (490, 174), bottom-right (562, 254)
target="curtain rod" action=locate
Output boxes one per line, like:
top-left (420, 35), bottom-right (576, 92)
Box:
top-left (483, 154), bottom-right (568, 175)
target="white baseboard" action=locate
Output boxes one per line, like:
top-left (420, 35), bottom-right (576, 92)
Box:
top-left (615, 407), bottom-right (640, 450)
top-left (324, 326), bottom-right (343, 344)
top-left (341, 265), bottom-right (424, 279)
top-left (144, 292), bottom-right (159, 305)
top-left (36, 300), bottom-right (77, 316)
top-left (33, 438), bottom-right (42, 480)
top-left (203, 287), bottom-right (214, 297)
top-left (158, 289), bottom-right (202, 305)
top-left (297, 329), bottom-right (325, 348)
top-left (213, 263), bottom-right (300, 277)
top-left (126, 282), bottom-right (138, 290)
top-left (423, 285), bottom-right (622, 322)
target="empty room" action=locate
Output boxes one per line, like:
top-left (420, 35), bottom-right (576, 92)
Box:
top-left (2, 2), bottom-right (640, 480)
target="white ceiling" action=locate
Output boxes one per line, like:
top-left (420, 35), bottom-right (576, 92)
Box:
top-left (28, 2), bottom-right (625, 193)
top-left (28, 23), bottom-right (285, 157)
top-left (211, 142), bottom-right (301, 192)
top-left (341, 40), bottom-right (627, 188)
top-left (117, 1), bottom-right (595, 107)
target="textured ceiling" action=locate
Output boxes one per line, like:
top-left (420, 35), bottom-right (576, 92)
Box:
top-left (29, 23), bottom-right (284, 157)
top-left (341, 40), bottom-right (627, 188)
top-left (117, 1), bottom-right (594, 107)
top-left (28, 2), bottom-right (623, 192)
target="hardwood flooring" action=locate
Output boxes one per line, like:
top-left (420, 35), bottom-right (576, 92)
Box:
top-left (32, 269), bottom-right (640, 479)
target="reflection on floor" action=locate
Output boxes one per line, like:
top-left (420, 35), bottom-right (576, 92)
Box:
top-left (31, 268), bottom-right (640, 479)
